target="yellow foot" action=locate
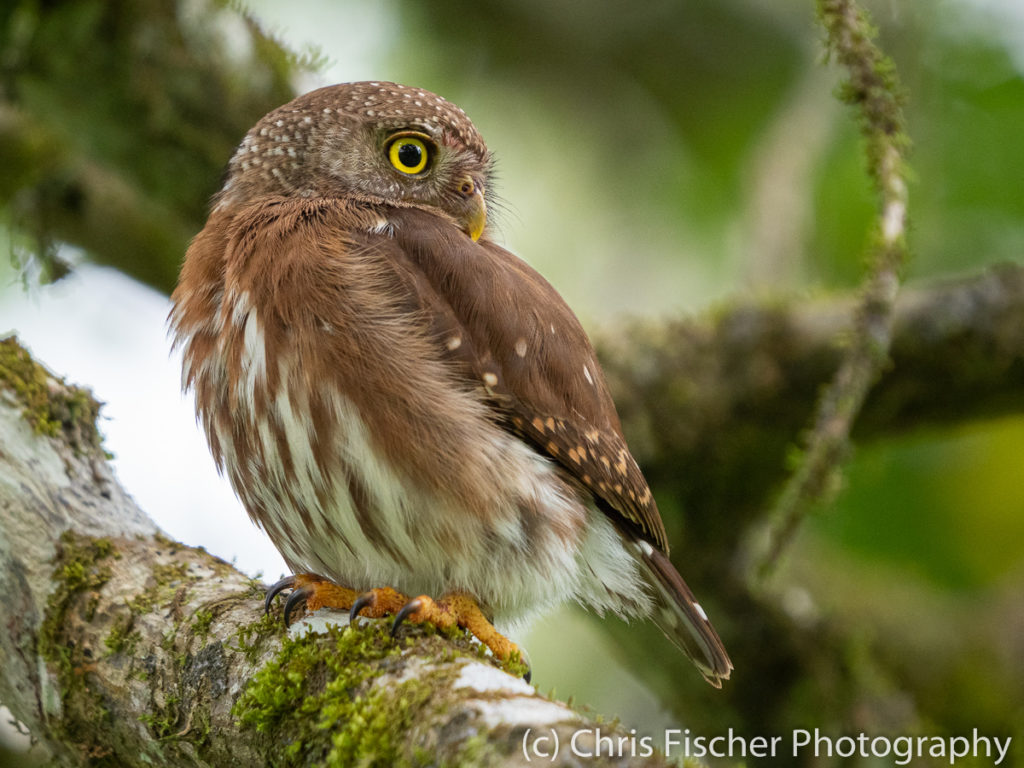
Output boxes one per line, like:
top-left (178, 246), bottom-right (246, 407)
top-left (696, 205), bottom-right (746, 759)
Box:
top-left (386, 592), bottom-right (524, 670)
top-left (264, 573), bottom-right (361, 625)
top-left (266, 577), bottom-right (528, 679)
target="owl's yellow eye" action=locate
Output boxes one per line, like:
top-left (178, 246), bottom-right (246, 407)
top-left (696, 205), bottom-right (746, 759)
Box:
top-left (388, 135), bottom-right (430, 175)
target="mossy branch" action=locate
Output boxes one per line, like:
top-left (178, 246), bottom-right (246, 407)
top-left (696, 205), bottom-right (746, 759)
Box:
top-left (0, 339), bottom-right (674, 768)
top-left (596, 263), bottom-right (1024, 562)
top-left (747, 0), bottom-right (913, 580)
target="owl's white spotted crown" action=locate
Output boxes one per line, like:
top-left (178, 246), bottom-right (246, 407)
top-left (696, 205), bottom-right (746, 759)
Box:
top-left (336, 82), bottom-right (487, 157)
top-left (216, 81), bottom-right (488, 207)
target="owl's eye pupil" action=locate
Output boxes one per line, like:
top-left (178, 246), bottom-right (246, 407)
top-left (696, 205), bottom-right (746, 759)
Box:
top-left (388, 135), bottom-right (430, 174)
top-left (397, 143), bottom-right (421, 168)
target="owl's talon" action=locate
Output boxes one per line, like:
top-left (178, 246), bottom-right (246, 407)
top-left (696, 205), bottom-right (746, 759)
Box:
top-left (266, 579), bottom-right (525, 674)
top-left (283, 585), bottom-right (312, 626)
top-left (386, 592), bottom-right (524, 671)
top-left (349, 591), bottom-right (375, 623)
top-left (264, 573), bottom-right (365, 625)
top-left (265, 576), bottom-right (297, 614)
top-left (391, 597), bottom-right (425, 636)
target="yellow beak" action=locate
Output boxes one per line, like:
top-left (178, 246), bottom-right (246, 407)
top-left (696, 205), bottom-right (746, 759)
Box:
top-left (456, 175), bottom-right (487, 241)
top-left (464, 189), bottom-right (487, 242)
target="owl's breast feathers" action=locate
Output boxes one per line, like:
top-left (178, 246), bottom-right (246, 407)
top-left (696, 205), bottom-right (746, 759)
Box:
top-left (174, 195), bottom-right (668, 554)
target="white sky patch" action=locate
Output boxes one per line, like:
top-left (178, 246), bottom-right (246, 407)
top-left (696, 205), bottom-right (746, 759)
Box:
top-left (0, 265), bottom-right (288, 581)
top-left (951, 0), bottom-right (1024, 75)
top-left (242, 0), bottom-right (400, 89)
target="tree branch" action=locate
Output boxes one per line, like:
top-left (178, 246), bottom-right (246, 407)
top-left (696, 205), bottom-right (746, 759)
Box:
top-left (0, 338), bottom-right (671, 767)
top-left (598, 263), bottom-right (1024, 553)
top-left (590, 265), bottom-right (1024, 730)
top-left (0, 105), bottom-right (195, 290)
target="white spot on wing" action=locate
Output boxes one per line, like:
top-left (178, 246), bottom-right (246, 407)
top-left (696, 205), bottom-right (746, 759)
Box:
top-left (583, 364), bottom-right (594, 386)
top-left (694, 602), bottom-right (709, 622)
top-left (367, 217), bottom-right (393, 236)
top-left (514, 338), bottom-right (527, 357)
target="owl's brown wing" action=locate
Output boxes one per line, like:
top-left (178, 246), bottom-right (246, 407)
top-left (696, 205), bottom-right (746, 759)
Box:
top-left (385, 206), bottom-right (669, 553)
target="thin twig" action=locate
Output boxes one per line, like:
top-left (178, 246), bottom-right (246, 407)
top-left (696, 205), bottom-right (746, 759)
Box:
top-left (750, 0), bottom-right (911, 581)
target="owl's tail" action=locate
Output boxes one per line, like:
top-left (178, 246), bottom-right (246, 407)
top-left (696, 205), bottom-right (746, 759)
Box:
top-left (636, 542), bottom-right (733, 687)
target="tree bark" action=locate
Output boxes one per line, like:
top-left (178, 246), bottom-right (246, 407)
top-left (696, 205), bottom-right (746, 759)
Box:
top-left (0, 338), bottom-right (669, 767)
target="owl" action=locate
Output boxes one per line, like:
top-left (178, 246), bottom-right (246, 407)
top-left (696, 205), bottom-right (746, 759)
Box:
top-left (170, 81), bottom-right (732, 686)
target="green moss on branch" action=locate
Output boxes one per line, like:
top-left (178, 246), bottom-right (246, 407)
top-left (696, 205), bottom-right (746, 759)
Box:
top-left (235, 622), bottom-right (433, 766)
top-left (38, 531), bottom-right (120, 757)
top-left (0, 335), bottom-right (103, 451)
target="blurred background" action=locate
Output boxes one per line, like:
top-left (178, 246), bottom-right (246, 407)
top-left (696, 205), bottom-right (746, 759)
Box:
top-left (1, 0), bottom-right (1022, 765)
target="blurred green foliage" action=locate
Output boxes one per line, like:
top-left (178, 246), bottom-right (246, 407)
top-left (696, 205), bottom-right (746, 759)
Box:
top-left (819, 415), bottom-right (1024, 590)
top-left (0, 0), bottom-right (298, 287)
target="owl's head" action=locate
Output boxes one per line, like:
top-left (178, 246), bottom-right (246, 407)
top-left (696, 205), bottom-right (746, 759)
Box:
top-left (217, 81), bottom-right (491, 240)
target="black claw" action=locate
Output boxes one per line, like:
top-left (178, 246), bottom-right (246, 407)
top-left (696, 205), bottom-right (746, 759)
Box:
top-left (283, 586), bottom-right (312, 626)
top-left (350, 592), bottom-right (374, 624)
top-left (516, 647), bottom-right (533, 684)
top-left (391, 598), bottom-right (422, 637)
top-left (265, 576), bottom-right (297, 614)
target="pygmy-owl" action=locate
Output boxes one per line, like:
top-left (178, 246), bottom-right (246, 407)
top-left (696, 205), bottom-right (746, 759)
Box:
top-left (170, 82), bottom-right (732, 686)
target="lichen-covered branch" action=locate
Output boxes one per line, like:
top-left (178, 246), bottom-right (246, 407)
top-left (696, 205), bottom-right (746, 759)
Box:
top-left (0, 338), bottom-right (671, 768)
top-left (747, 0), bottom-right (913, 578)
